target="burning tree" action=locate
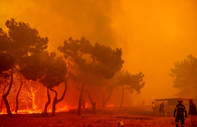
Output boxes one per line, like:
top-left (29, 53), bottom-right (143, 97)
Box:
top-left (20, 51), bottom-right (68, 116)
top-left (59, 37), bottom-right (124, 115)
top-left (0, 50), bottom-right (13, 114)
top-left (40, 53), bottom-right (68, 116)
top-left (0, 34), bottom-right (14, 112)
top-left (0, 19), bottom-right (48, 117)
top-left (170, 55), bottom-right (197, 97)
top-left (0, 27), bottom-right (15, 117)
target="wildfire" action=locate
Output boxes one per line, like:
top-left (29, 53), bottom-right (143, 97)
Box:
top-left (0, 77), bottom-right (71, 115)
top-left (106, 104), bottom-right (116, 108)
top-left (17, 109), bottom-right (42, 114)
top-left (56, 105), bottom-right (69, 112)
top-left (0, 110), bottom-right (7, 115)
top-left (0, 106), bottom-right (70, 114)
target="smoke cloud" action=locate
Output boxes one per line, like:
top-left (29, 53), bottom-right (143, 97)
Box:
top-left (1, 0), bottom-right (197, 105)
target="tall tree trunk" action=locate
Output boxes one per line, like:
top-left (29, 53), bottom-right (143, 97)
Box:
top-left (51, 81), bottom-right (68, 116)
top-left (3, 67), bottom-right (13, 117)
top-left (15, 74), bottom-right (23, 113)
top-left (0, 85), bottom-right (6, 113)
top-left (120, 84), bottom-right (124, 108)
top-left (0, 97), bottom-right (3, 113)
top-left (77, 83), bottom-right (85, 115)
top-left (43, 88), bottom-right (51, 116)
top-left (84, 90), bottom-right (96, 113)
top-left (51, 89), bottom-right (57, 117)
top-left (102, 88), bottom-right (114, 107)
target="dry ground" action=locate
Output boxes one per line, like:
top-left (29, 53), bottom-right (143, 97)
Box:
top-left (0, 108), bottom-right (194, 127)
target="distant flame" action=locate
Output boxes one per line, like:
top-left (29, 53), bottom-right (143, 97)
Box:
top-left (17, 109), bottom-right (42, 114)
top-left (106, 104), bottom-right (116, 108)
top-left (85, 103), bottom-right (89, 108)
top-left (56, 105), bottom-right (69, 112)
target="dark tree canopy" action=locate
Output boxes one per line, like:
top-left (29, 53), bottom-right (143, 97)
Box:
top-left (0, 19), bottom-right (48, 74)
top-left (40, 53), bottom-right (67, 89)
top-left (115, 71), bottom-right (145, 93)
top-left (171, 55), bottom-right (197, 97)
top-left (0, 53), bottom-right (14, 74)
top-left (20, 51), bottom-right (67, 89)
top-left (0, 28), bottom-right (11, 53)
top-left (0, 28), bottom-right (14, 74)
top-left (5, 19), bottom-right (48, 58)
top-left (59, 37), bottom-right (124, 80)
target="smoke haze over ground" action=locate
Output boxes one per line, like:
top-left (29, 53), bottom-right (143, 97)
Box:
top-left (1, 0), bottom-right (197, 105)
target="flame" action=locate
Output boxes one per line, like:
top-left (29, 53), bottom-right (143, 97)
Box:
top-left (0, 105), bottom-right (70, 114)
top-left (85, 103), bottom-right (89, 108)
top-left (17, 109), bottom-right (42, 114)
top-left (0, 82), bottom-right (70, 115)
top-left (30, 87), bottom-right (37, 110)
top-left (0, 110), bottom-right (7, 114)
top-left (106, 104), bottom-right (116, 108)
top-left (56, 105), bottom-right (69, 112)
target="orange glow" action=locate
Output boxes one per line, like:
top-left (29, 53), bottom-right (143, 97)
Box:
top-left (55, 105), bottom-right (69, 112)
top-left (106, 104), bottom-right (116, 108)
top-left (0, 0), bottom-right (197, 106)
top-left (0, 105), bottom-right (69, 114)
top-left (17, 109), bottom-right (42, 114)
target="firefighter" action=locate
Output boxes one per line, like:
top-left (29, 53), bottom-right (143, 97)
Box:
top-left (174, 98), bottom-right (187, 127)
top-left (189, 99), bottom-right (196, 127)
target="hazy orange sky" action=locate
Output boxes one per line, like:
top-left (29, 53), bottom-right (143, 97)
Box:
top-left (1, 0), bottom-right (197, 104)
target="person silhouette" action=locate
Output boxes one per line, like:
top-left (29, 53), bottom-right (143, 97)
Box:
top-left (159, 102), bottom-right (165, 116)
top-left (174, 98), bottom-right (187, 127)
top-left (189, 99), bottom-right (196, 127)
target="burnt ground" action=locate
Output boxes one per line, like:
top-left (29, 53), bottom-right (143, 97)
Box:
top-left (0, 108), bottom-right (194, 127)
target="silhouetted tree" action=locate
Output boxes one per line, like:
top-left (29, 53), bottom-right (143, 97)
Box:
top-left (20, 52), bottom-right (49, 115)
top-left (20, 52), bottom-right (68, 116)
top-left (0, 28), bottom-right (14, 117)
top-left (170, 55), bottom-right (197, 97)
top-left (115, 71), bottom-right (145, 108)
top-left (40, 53), bottom-right (68, 116)
top-left (0, 19), bottom-right (48, 116)
top-left (15, 73), bottom-right (23, 113)
top-left (59, 37), bottom-right (124, 115)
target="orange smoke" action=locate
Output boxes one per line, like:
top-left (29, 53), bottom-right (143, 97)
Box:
top-left (1, 0), bottom-right (197, 106)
